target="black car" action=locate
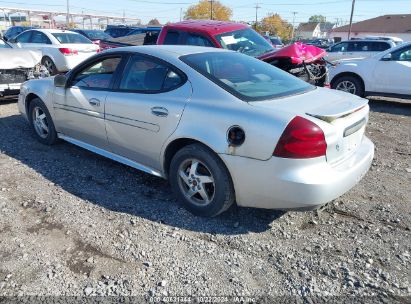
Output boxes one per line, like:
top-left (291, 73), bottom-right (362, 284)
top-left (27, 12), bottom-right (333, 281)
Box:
top-left (71, 29), bottom-right (112, 42)
top-left (3, 26), bottom-right (33, 41)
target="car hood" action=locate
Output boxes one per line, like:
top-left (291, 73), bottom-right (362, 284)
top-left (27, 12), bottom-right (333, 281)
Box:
top-left (258, 42), bottom-right (326, 64)
top-left (249, 87), bottom-right (368, 121)
top-left (0, 48), bottom-right (42, 69)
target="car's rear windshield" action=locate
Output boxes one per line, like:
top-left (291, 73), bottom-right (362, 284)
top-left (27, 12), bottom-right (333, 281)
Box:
top-left (181, 52), bottom-right (314, 102)
top-left (52, 33), bottom-right (92, 44)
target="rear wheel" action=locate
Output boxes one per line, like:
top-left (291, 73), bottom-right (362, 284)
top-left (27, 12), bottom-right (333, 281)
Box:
top-left (332, 75), bottom-right (364, 97)
top-left (29, 98), bottom-right (58, 145)
top-left (41, 57), bottom-right (58, 75)
top-left (169, 144), bottom-right (235, 217)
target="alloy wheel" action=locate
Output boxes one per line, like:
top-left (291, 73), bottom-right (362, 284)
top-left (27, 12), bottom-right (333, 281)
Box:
top-left (32, 106), bottom-right (49, 139)
top-left (177, 159), bottom-right (215, 206)
top-left (336, 80), bottom-right (356, 94)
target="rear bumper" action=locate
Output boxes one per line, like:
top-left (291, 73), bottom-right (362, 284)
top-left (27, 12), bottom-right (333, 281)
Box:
top-left (220, 136), bottom-right (374, 210)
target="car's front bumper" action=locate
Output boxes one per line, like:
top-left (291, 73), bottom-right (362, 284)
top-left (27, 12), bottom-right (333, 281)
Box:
top-left (220, 136), bottom-right (374, 210)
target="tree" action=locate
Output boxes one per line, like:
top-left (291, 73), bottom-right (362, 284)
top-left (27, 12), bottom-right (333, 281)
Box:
top-left (148, 18), bottom-right (161, 26)
top-left (185, 0), bottom-right (232, 21)
top-left (308, 15), bottom-right (326, 23)
top-left (260, 14), bottom-right (293, 41)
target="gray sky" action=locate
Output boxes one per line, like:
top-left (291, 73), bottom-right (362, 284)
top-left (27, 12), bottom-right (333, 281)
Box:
top-left (0, 0), bottom-right (410, 25)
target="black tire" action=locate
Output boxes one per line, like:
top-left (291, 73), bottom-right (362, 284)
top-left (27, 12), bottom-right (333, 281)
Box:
top-left (28, 98), bottom-right (58, 145)
top-left (169, 144), bottom-right (235, 217)
top-left (332, 75), bottom-right (364, 97)
top-left (41, 56), bottom-right (58, 75)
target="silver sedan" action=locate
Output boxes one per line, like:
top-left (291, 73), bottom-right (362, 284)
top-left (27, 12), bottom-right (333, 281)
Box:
top-left (18, 45), bottom-right (374, 217)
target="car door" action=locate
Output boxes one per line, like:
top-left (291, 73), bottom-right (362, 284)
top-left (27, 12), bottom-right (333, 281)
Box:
top-left (326, 42), bottom-right (349, 62)
top-left (11, 30), bottom-right (32, 48)
top-left (28, 30), bottom-right (52, 51)
top-left (372, 45), bottom-right (411, 96)
top-left (53, 55), bottom-right (124, 150)
top-left (105, 53), bottom-right (192, 171)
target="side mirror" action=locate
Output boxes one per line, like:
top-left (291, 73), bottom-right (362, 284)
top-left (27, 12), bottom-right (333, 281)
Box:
top-left (381, 53), bottom-right (392, 61)
top-left (54, 74), bottom-right (67, 87)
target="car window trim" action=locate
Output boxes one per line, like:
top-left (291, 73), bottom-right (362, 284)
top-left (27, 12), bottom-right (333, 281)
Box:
top-left (66, 53), bottom-right (127, 92)
top-left (112, 52), bottom-right (188, 94)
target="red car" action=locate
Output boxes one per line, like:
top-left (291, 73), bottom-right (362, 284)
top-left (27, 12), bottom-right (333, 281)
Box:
top-left (157, 20), bottom-right (328, 86)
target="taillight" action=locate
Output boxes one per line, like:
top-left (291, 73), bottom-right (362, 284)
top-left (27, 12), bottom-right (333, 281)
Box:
top-left (59, 48), bottom-right (78, 56)
top-left (273, 116), bottom-right (327, 159)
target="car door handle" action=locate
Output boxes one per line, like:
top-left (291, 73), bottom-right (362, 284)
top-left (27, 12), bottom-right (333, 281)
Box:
top-left (151, 107), bottom-right (168, 117)
top-left (89, 98), bottom-right (101, 106)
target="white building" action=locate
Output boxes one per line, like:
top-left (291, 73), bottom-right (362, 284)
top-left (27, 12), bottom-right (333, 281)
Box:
top-left (329, 14), bottom-right (411, 42)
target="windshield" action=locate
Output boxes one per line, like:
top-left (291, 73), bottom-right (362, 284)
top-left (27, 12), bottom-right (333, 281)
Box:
top-left (215, 28), bottom-right (273, 57)
top-left (83, 30), bottom-right (111, 40)
top-left (0, 39), bottom-right (11, 48)
top-left (181, 52), bottom-right (313, 102)
top-left (52, 33), bottom-right (92, 44)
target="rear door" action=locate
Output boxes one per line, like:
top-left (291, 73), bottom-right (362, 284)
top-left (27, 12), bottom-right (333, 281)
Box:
top-left (372, 45), bottom-right (411, 96)
top-left (105, 53), bottom-right (192, 170)
top-left (27, 30), bottom-right (52, 51)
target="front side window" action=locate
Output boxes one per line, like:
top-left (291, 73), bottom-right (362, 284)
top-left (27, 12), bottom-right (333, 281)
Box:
top-left (16, 31), bottom-right (32, 43)
top-left (186, 33), bottom-right (214, 47)
top-left (164, 31), bottom-right (181, 45)
top-left (181, 52), bottom-right (313, 101)
top-left (215, 28), bottom-right (273, 57)
top-left (30, 31), bottom-right (52, 44)
top-left (119, 55), bottom-right (184, 92)
top-left (52, 33), bottom-right (92, 44)
top-left (391, 46), bottom-right (411, 61)
top-left (330, 42), bottom-right (348, 52)
top-left (71, 57), bottom-right (122, 89)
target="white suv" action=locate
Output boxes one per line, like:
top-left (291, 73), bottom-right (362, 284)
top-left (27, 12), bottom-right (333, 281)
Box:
top-left (9, 29), bottom-right (99, 75)
top-left (329, 42), bottom-right (411, 98)
top-left (325, 40), bottom-right (394, 62)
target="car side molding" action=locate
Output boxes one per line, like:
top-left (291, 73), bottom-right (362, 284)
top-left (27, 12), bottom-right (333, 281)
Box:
top-left (58, 134), bottom-right (164, 178)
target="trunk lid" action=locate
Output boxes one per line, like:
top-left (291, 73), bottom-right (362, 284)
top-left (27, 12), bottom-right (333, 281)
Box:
top-left (250, 87), bottom-right (369, 164)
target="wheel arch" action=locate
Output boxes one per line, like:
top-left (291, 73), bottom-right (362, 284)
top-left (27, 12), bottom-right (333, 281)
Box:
top-left (25, 93), bottom-right (41, 116)
top-left (162, 137), bottom-right (230, 179)
top-left (330, 72), bottom-right (365, 90)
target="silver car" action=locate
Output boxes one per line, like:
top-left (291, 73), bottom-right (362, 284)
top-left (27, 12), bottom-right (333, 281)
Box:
top-left (18, 45), bottom-right (374, 217)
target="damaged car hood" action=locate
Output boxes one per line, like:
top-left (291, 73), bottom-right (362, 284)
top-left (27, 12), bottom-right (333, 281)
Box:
top-left (0, 49), bottom-right (42, 69)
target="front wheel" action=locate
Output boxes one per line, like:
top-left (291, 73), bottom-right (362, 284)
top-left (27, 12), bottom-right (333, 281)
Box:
top-left (29, 98), bottom-right (58, 145)
top-left (332, 75), bottom-right (364, 97)
top-left (169, 144), bottom-right (235, 217)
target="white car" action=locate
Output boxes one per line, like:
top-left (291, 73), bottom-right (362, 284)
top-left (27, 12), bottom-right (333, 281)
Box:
top-left (8, 29), bottom-right (99, 75)
top-left (325, 39), bottom-right (395, 62)
top-left (329, 42), bottom-right (411, 98)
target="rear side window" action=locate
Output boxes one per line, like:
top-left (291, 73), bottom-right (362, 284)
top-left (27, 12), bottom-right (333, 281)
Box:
top-left (369, 42), bottom-right (391, 52)
top-left (186, 33), bottom-right (214, 47)
top-left (31, 31), bottom-right (52, 44)
top-left (119, 55), bottom-right (184, 92)
top-left (164, 31), bottom-right (180, 45)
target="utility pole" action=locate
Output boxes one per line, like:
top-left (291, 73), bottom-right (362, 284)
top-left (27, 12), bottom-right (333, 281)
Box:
top-left (208, 0), bottom-right (214, 20)
top-left (347, 0), bottom-right (356, 39)
top-left (66, 0), bottom-right (70, 27)
top-left (180, 7), bottom-right (182, 21)
top-left (254, 3), bottom-right (260, 30)
top-left (291, 11), bottom-right (297, 39)
top-left (123, 9), bottom-right (125, 24)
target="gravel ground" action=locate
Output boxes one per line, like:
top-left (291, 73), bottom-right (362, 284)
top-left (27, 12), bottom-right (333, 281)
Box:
top-left (0, 99), bottom-right (410, 303)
